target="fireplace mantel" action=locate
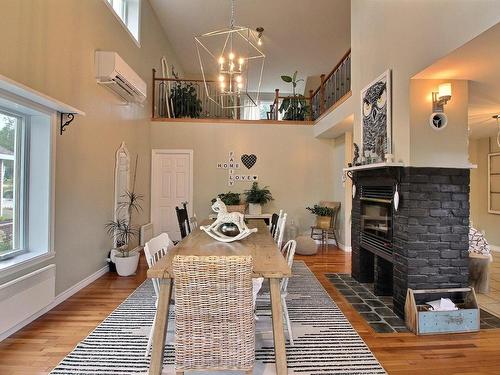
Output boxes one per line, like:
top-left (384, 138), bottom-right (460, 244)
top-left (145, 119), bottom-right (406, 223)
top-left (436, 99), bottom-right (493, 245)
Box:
top-left (343, 162), bottom-right (405, 172)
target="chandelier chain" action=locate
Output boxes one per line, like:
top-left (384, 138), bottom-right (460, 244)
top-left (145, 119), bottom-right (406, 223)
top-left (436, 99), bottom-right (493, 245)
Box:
top-left (230, 0), bottom-right (235, 29)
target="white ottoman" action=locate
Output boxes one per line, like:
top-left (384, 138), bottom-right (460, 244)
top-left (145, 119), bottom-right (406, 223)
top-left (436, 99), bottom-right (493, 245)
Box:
top-left (295, 235), bottom-right (318, 255)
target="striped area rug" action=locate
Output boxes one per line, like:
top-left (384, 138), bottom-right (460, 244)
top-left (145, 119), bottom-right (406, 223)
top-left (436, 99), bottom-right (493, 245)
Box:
top-left (50, 261), bottom-right (387, 375)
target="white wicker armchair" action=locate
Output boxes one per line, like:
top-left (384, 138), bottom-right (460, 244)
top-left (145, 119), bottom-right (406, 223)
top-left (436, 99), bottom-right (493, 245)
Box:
top-left (173, 255), bottom-right (255, 374)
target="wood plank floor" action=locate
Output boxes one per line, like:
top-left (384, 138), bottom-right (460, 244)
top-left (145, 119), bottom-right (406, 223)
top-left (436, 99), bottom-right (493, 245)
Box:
top-left (1, 248), bottom-right (500, 375)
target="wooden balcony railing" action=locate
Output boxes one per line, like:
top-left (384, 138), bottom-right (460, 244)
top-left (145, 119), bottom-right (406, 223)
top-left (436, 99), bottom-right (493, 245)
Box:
top-left (152, 49), bottom-right (351, 123)
top-left (309, 49), bottom-right (351, 120)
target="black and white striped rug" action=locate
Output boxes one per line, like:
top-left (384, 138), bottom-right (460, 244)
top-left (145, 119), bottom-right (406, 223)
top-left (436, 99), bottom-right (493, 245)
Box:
top-left (50, 261), bottom-right (387, 374)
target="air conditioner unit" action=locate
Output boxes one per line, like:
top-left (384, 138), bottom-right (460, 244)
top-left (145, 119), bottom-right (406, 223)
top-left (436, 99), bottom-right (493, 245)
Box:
top-left (95, 51), bottom-right (147, 103)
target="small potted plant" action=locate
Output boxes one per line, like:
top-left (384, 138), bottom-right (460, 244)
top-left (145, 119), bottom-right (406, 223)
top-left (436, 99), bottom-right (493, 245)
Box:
top-left (211, 192), bottom-right (245, 213)
top-left (244, 182), bottom-right (273, 215)
top-left (105, 189), bottom-right (143, 276)
top-left (306, 204), bottom-right (336, 229)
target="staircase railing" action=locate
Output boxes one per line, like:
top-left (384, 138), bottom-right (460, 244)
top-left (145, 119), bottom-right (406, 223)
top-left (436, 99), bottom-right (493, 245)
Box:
top-left (309, 49), bottom-right (351, 120)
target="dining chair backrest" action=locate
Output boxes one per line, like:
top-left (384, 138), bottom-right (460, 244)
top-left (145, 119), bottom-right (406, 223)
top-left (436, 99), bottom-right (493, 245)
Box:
top-left (269, 212), bottom-right (280, 237)
top-left (144, 233), bottom-right (174, 297)
top-left (189, 213), bottom-right (198, 230)
top-left (275, 212), bottom-right (287, 250)
top-left (173, 255), bottom-right (255, 372)
top-left (319, 200), bottom-right (341, 231)
top-left (280, 239), bottom-right (296, 293)
top-left (273, 210), bottom-right (284, 241)
top-left (175, 202), bottom-right (191, 239)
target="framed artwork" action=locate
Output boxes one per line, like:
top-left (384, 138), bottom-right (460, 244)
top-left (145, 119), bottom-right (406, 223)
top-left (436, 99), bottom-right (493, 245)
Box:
top-left (488, 152), bottom-right (500, 214)
top-left (360, 69), bottom-right (392, 161)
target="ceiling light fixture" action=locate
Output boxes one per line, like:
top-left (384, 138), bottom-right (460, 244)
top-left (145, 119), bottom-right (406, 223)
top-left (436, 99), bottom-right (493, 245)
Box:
top-left (194, 0), bottom-right (265, 109)
top-left (256, 27), bottom-right (264, 46)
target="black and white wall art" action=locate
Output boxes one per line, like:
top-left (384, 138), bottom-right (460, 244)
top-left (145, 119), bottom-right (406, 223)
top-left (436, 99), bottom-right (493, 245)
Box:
top-left (360, 69), bottom-right (392, 162)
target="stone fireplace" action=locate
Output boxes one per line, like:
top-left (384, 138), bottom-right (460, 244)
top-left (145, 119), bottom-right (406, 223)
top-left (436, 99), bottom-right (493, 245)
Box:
top-left (351, 166), bottom-right (470, 318)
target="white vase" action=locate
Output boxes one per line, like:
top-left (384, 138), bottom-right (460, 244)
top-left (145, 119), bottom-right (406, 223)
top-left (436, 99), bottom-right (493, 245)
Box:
top-left (248, 203), bottom-right (262, 215)
top-left (111, 250), bottom-right (140, 276)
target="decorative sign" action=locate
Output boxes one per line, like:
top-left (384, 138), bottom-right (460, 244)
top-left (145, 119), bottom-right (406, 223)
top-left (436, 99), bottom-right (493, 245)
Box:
top-left (217, 151), bottom-right (258, 186)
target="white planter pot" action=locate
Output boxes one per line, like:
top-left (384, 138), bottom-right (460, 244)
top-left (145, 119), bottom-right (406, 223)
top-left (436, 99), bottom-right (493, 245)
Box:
top-left (248, 203), bottom-right (262, 215)
top-left (111, 250), bottom-right (139, 276)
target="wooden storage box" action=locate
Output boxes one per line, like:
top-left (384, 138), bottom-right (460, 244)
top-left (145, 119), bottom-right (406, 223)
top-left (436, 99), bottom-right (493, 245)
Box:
top-left (405, 287), bottom-right (479, 335)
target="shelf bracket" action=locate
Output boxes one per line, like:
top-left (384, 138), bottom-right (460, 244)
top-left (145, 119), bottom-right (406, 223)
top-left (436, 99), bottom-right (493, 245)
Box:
top-left (60, 113), bottom-right (76, 135)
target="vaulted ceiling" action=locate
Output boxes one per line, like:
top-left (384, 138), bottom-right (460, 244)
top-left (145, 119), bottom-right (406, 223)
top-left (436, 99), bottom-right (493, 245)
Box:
top-left (149, 0), bottom-right (350, 94)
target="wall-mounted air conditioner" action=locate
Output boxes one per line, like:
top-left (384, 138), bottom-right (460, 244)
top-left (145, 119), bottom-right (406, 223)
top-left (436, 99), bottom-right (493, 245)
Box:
top-left (95, 51), bottom-right (147, 104)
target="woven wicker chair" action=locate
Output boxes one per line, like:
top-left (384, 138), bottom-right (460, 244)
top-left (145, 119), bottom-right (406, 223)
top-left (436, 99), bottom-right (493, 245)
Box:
top-left (173, 255), bottom-right (255, 374)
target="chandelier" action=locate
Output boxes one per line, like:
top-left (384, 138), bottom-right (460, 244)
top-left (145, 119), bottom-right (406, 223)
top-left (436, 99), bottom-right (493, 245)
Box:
top-left (195, 0), bottom-right (265, 109)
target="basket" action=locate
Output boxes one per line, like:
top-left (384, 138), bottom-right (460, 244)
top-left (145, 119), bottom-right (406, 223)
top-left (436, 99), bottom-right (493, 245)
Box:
top-left (226, 204), bottom-right (246, 214)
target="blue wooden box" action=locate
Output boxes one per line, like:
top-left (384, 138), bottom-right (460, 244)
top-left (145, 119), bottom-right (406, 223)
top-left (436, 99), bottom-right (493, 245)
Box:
top-left (404, 287), bottom-right (480, 335)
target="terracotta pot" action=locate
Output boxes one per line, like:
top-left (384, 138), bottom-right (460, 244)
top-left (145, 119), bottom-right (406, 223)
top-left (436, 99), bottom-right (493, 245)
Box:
top-left (316, 215), bottom-right (331, 230)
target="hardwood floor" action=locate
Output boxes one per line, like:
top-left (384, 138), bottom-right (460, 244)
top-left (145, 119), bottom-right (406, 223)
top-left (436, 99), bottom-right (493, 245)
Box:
top-left (1, 248), bottom-right (500, 375)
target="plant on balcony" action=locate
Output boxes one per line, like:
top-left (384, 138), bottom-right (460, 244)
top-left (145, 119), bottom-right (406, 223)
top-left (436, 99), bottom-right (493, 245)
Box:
top-left (244, 182), bottom-right (273, 215)
top-left (169, 67), bottom-right (202, 118)
top-left (279, 71), bottom-right (310, 121)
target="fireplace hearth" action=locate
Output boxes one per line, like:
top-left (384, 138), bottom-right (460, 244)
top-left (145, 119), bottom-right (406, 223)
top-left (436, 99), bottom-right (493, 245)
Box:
top-left (351, 167), bottom-right (470, 318)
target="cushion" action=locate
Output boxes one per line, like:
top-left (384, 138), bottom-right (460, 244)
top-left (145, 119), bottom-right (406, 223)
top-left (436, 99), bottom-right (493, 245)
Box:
top-left (295, 235), bottom-right (318, 255)
top-left (469, 227), bottom-right (491, 256)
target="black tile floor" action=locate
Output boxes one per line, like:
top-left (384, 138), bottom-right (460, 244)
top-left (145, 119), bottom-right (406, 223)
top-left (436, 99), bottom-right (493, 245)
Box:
top-left (325, 273), bottom-right (500, 333)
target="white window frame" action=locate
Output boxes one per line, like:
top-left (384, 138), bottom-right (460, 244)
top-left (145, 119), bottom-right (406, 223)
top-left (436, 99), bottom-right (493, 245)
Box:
top-left (0, 92), bottom-right (56, 277)
top-left (103, 0), bottom-right (141, 48)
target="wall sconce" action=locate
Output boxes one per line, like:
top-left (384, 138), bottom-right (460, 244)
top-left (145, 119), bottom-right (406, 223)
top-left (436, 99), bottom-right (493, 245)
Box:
top-left (432, 83), bottom-right (452, 112)
top-left (429, 83), bottom-right (452, 131)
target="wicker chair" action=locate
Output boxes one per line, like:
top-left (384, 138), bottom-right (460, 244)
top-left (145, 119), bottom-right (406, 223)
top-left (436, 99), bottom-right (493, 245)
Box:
top-left (173, 255), bottom-right (255, 374)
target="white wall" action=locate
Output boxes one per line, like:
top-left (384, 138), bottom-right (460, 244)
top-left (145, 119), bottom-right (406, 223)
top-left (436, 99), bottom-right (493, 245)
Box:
top-left (351, 0), bottom-right (500, 166)
top-left (150, 122), bottom-right (335, 233)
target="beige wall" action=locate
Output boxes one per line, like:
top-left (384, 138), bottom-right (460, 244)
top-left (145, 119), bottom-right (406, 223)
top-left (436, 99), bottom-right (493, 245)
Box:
top-left (409, 79), bottom-right (469, 167)
top-left (351, 0), bottom-right (500, 166)
top-left (469, 137), bottom-right (500, 247)
top-left (150, 122), bottom-right (335, 233)
top-left (0, 0), bottom-right (182, 293)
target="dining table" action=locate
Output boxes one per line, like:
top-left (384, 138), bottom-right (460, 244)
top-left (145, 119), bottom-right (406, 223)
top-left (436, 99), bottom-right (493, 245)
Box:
top-left (147, 219), bottom-right (291, 375)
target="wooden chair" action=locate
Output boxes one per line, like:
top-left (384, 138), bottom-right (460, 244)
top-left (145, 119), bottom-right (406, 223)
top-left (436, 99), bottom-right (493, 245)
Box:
top-left (310, 201), bottom-right (340, 248)
top-left (173, 255), bottom-right (255, 374)
top-left (175, 202), bottom-right (191, 239)
top-left (143, 233), bottom-right (175, 357)
top-left (274, 211), bottom-right (287, 250)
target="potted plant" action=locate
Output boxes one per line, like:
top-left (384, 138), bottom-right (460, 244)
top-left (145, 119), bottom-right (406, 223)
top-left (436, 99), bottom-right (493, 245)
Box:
top-left (306, 204), bottom-right (336, 229)
top-left (169, 67), bottom-right (202, 118)
top-left (105, 162), bottom-right (143, 276)
top-left (279, 71), bottom-right (310, 121)
top-left (211, 192), bottom-right (245, 213)
top-left (244, 182), bottom-right (273, 215)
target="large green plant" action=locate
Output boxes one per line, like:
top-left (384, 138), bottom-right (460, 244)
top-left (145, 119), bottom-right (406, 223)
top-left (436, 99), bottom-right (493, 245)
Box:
top-left (169, 68), bottom-right (202, 118)
top-left (279, 71), bottom-right (310, 121)
top-left (211, 192), bottom-right (241, 206)
top-left (244, 182), bottom-right (273, 205)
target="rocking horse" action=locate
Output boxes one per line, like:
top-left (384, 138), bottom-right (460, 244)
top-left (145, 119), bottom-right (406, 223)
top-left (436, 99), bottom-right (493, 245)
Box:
top-left (201, 198), bottom-right (258, 242)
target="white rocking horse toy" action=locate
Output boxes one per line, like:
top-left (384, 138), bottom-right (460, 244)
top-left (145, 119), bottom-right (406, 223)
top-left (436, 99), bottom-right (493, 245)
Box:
top-left (201, 198), bottom-right (258, 242)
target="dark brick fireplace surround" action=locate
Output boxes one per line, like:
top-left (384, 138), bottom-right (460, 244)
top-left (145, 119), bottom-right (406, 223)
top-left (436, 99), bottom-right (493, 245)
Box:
top-left (351, 167), bottom-right (470, 318)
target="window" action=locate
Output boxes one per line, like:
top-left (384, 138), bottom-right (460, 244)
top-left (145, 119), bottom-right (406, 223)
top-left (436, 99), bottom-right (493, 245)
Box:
top-left (0, 110), bottom-right (25, 260)
top-left (105, 0), bottom-right (141, 46)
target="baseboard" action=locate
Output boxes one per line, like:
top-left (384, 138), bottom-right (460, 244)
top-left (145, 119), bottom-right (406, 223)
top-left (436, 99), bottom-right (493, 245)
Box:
top-left (313, 238), bottom-right (352, 252)
top-left (0, 265), bottom-right (108, 342)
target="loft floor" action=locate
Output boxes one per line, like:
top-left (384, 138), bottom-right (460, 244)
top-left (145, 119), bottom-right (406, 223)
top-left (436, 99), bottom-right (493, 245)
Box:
top-left (0, 249), bottom-right (499, 375)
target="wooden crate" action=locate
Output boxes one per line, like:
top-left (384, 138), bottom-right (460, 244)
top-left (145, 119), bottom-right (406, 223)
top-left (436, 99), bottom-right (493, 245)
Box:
top-left (405, 287), bottom-right (480, 335)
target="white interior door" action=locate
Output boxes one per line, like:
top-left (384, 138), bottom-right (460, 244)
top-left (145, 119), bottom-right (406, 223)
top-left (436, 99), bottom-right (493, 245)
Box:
top-left (151, 150), bottom-right (193, 241)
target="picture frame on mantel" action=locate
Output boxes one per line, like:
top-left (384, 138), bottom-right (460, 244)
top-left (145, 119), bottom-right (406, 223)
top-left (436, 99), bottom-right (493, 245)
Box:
top-left (360, 69), bottom-right (392, 163)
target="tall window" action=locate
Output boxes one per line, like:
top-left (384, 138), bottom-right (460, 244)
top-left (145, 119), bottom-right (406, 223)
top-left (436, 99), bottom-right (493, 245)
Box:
top-left (105, 0), bottom-right (141, 45)
top-left (0, 110), bottom-right (24, 260)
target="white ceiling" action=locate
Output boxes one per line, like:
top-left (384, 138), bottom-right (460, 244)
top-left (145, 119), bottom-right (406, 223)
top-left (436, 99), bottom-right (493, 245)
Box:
top-left (414, 21), bottom-right (500, 140)
top-left (149, 0), bottom-right (351, 94)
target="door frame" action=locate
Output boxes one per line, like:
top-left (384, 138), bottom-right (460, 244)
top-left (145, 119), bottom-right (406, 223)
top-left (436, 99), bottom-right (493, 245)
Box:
top-left (151, 149), bottom-right (194, 236)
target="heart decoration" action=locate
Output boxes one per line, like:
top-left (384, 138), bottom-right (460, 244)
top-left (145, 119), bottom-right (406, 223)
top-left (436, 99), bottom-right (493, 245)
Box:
top-left (241, 154), bottom-right (257, 169)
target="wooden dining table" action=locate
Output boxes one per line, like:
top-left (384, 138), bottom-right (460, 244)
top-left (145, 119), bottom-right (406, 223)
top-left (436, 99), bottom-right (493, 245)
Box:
top-left (147, 219), bottom-right (291, 375)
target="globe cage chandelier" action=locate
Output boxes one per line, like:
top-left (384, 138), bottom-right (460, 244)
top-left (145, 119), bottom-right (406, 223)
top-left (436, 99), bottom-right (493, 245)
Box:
top-left (194, 0), bottom-right (265, 109)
